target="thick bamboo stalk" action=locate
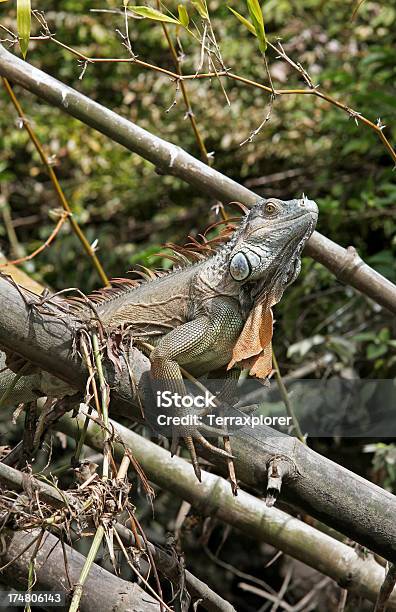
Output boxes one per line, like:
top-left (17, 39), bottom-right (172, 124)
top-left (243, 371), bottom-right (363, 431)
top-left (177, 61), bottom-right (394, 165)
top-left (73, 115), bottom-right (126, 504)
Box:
top-left (0, 528), bottom-right (160, 611)
top-left (0, 44), bottom-right (395, 313)
top-left (56, 412), bottom-right (395, 609)
top-left (0, 275), bottom-right (396, 561)
top-left (0, 462), bottom-right (236, 612)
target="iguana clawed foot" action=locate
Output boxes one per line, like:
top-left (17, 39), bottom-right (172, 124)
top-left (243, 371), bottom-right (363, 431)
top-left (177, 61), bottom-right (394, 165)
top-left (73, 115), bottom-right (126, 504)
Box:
top-left (170, 404), bottom-right (257, 483)
top-left (171, 427), bottom-right (234, 483)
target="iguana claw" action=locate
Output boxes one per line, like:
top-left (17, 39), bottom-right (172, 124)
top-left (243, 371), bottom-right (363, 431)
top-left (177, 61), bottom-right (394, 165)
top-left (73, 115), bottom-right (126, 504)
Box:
top-left (194, 431), bottom-right (234, 459)
top-left (184, 435), bottom-right (202, 482)
top-left (170, 432), bottom-right (202, 481)
top-left (172, 428), bottom-right (234, 482)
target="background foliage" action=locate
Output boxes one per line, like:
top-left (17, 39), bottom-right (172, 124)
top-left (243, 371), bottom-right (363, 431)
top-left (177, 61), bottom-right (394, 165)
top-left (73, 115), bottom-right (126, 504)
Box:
top-left (0, 1), bottom-right (396, 609)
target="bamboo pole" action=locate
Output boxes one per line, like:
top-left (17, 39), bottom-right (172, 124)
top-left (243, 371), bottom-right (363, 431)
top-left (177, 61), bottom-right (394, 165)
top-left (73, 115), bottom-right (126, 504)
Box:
top-left (0, 44), bottom-right (395, 313)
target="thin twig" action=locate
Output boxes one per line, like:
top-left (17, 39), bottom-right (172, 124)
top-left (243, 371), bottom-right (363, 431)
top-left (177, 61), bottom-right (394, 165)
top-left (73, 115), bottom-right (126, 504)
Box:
top-left (374, 563), bottom-right (396, 612)
top-left (31, 36), bottom-right (396, 165)
top-left (113, 529), bottom-right (170, 612)
top-left (91, 332), bottom-right (110, 479)
top-left (239, 96), bottom-right (274, 146)
top-left (156, 1), bottom-right (210, 164)
top-left (0, 211), bottom-right (70, 267)
top-left (72, 335), bottom-right (100, 465)
top-left (351, 0), bottom-right (368, 21)
top-left (0, 532), bottom-right (42, 572)
top-left (68, 331), bottom-right (114, 611)
top-left (271, 565), bottom-right (293, 612)
top-left (68, 451), bottom-right (132, 612)
top-left (272, 351), bottom-right (305, 443)
top-left (238, 582), bottom-right (293, 611)
top-left (1, 77), bottom-right (110, 286)
top-left (26, 529), bottom-right (45, 611)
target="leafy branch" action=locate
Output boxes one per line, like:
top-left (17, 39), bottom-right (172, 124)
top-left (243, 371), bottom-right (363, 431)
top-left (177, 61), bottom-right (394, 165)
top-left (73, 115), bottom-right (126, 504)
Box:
top-left (154, 0), bottom-right (210, 163)
top-left (4, 4), bottom-right (393, 166)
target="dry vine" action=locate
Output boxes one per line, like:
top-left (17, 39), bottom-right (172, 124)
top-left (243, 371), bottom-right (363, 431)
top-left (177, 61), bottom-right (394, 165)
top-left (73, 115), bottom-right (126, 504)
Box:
top-left (1, 6), bottom-right (393, 165)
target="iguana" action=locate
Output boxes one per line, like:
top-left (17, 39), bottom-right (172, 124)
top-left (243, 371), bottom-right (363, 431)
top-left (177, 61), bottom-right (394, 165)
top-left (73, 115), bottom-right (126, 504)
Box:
top-left (0, 197), bottom-right (317, 477)
top-left (59, 195), bottom-right (318, 479)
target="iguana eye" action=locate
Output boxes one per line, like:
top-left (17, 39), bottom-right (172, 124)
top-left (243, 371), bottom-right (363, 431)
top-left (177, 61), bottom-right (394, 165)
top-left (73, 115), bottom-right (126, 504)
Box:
top-left (229, 252), bottom-right (251, 281)
top-left (265, 202), bottom-right (277, 214)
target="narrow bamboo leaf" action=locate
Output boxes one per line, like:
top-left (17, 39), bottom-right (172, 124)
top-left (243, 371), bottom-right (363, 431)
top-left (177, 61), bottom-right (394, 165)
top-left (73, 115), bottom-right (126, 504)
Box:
top-left (191, 0), bottom-right (208, 19)
top-left (17, 0), bottom-right (31, 59)
top-left (178, 4), bottom-right (189, 27)
top-left (0, 1), bottom-right (10, 3)
top-left (246, 0), bottom-right (267, 52)
top-left (246, 0), bottom-right (263, 26)
top-left (228, 7), bottom-right (256, 36)
top-left (129, 6), bottom-right (180, 24)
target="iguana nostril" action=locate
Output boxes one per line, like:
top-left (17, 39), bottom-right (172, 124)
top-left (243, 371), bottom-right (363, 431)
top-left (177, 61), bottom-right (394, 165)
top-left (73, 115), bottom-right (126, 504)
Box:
top-left (299, 198), bottom-right (318, 215)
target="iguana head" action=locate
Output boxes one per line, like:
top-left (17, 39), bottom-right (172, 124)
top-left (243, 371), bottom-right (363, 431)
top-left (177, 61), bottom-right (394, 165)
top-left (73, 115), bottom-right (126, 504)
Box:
top-left (226, 196), bottom-right (318, 378)
top-left (228, 196), bottom-right (318, 293)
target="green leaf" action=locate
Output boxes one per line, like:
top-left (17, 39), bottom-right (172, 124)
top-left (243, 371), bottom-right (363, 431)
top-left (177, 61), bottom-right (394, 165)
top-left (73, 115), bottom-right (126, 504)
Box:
top-left (246, 0), bottom-right (267, 52)
top-left (246, 0), bottom-right (262, 25)
top-left (378, 327), bottom-right (390, 342)
top-left (227, 7), bottom-right (256, 35)
top-left (178, 4), bottom-right (189, 27)
top-left (17, 0), bottom-right (31, 59)
top-left (128, 6), bottom-right (180, 24)
top-left (191, 0), bottom-right (208, 19)
top-left (352, 332), bottom-right (376, 342)
top-left (366, 343), bottom-right (388, 360)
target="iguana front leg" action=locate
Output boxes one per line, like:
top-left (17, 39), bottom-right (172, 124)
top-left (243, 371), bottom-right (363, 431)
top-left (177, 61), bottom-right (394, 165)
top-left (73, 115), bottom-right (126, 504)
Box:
top-left (149, 311), bottom-right (240, 481)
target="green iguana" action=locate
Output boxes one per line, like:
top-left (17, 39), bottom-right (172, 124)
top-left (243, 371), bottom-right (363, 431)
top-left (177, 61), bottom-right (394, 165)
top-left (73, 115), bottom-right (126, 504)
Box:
top-left (61, 196), bottom-right (318, 479)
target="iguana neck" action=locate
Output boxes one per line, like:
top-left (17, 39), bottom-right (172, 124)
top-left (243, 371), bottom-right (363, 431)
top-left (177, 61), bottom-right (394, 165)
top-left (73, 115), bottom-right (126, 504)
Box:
top-left (193, 216), bottom-right (257, 316)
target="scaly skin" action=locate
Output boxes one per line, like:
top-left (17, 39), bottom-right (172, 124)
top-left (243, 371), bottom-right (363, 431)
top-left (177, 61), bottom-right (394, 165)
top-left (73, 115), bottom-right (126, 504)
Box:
top-left (69, 197), bottom-right (318, 479)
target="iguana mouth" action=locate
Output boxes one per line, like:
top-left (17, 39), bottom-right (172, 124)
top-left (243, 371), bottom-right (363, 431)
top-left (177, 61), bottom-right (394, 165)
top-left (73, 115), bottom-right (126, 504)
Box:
top-left (249, 214), bottom-right (316, 300)
top-left (284, 216), bottom-right (315, 283)
top-left (278, 213), bottom-right (315, 260)
top-left (246, 209), bottom-right (317, 239)
top-left (244, 212), bottom-right (316, 304)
